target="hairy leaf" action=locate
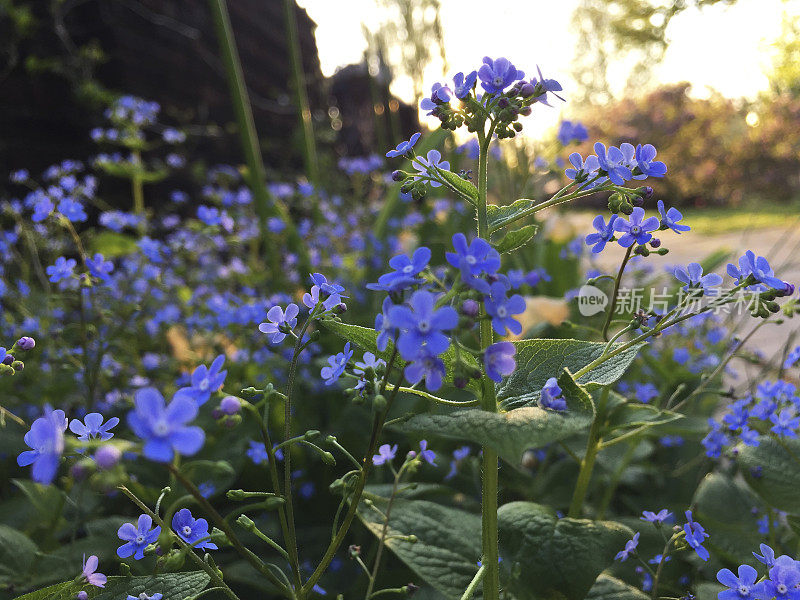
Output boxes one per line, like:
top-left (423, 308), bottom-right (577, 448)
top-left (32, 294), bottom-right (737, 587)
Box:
top-left (356, 495), bottom-right (480, 599)
top-left (586, 575), bottom-right (649, 600)
top-left (0, 525), bottom-right (38, 586)
top-left (492, 224), bottom-right (539, 254)
top-left (487, 199), bottom-right (535, 232)
top-left (497, 502), bottom-right (632, 600)
top-left (738, 436), bottom-right (800, 514)
top-left (435, 168), bottom-right (478, 206)
top-left (395, 369), bottom-right (593, 462)
top-left (498, 339), bottom-right (644, 409)
top-left (14, 572), bottom-right (210, 600)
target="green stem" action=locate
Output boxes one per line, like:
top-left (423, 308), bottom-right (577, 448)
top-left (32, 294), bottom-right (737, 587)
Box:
top-left (364, 463), bottom-right (403, 599)
top-left (208, 0), bottom-right (309, 275)
top-left (476, 129), bottom-right (500, 600)
top-left (568, 387), bottom-right (608, 517)
top-left (282, 0), bottom-right (319, 186)
top-left (602, 245), bottom-right (634, 341)
top-left (651, 534), bottom-right (678, 600)
top-left (461, 565), bottom-right (486, 600)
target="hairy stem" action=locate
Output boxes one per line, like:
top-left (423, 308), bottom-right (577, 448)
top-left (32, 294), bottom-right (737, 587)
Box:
top-left (602, 244), bottom-right (634, 341)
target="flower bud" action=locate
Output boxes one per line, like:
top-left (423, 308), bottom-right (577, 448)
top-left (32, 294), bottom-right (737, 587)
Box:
top-left (11, 360), bottom-right (23, 371)
top-left (236, 515), bottom-right (256, 531)
top-left (2, 354), bottom-right (13, 366)
top-left (461, 299), bottom-right (479, 317)
top-left (219, 396), bottom-right (241, 415)
top-left (405, 583), bottom-right (420, 596)
top-left (348, 544), bottom-right (361, 558)
top-left (16, 336), bottom-right (35, 350)
top-left (94, 445), bottom-right (122, 470)
top-left (453, 377), bottom-right (467, 389)
top-left (649, 238), bottom-right (661, 248)
top-left (77, 592), bottom-right (88, 600)
top-left (391, 170), bottom-right (405, 182)
top-left (519, 83), bottom-right (535, 97)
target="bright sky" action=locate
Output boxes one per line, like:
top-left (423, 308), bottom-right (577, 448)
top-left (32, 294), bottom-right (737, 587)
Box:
top-left (297, 0), bottom-right (797, 137)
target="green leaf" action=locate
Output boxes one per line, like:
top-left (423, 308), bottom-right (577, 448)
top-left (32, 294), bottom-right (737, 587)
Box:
top-left (497, 502), bottom-right (632, 600)
top-left (88, 231), bottom-right (139, 258)
top-left (738, 436), bottom-right (800, 514)
top-left (492, 224), bottom-right (539, 254)
top-left (487, 199), bottom-right (535, 233)
top-left (356, 495), bottom-right (480, 600)
top-left (434, 168), bottom-right (478, 206)
top-left (14, 572), bottom-right (211, 600)
top-left (586, 575), bottom-right (649, 600)
top-left (395, 369), bottom-right (594, 462)
top-left (497, 339), bottom-right (644, 409)
top-left (0, 525), bottom-right (38, 586)
top-left (693, 473), bottom-right (763, 563)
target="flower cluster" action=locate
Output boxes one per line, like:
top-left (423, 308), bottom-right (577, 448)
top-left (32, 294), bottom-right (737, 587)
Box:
top-left (717, 544), bottom-right (800, 600)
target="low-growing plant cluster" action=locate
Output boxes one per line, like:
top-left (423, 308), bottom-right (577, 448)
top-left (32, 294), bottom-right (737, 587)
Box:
top-left (2, 53), bottom-right (800, 600)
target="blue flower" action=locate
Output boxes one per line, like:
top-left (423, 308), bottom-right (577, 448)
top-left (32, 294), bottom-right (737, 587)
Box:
top-left (528, 65), bottom-right (564, 105)
top-left (716, 564), bottom-right (761, 600)
top-left (674, 263), bottom-right (723, 296)
top-left (420, 83), bottom-right (453, 114)
top-left (16, 406), bottom-right (68, 485)
top-left (69, 413), bottom-right (119, 441)
top-left (175, 355), bottom-right (227, 406)
top-left (484, 342), bottom-right (517, 382)
top-left (585, 214), bottom-right (618, 253)
top-left (31, 195), bottom-right (54, 222)
top-left (86, 253), bottom-right (114, 282)
top-left (128, 387), bottom-right (205, 462)
top-left (372, 444), bottom-right (398, 466)
top-left (416, 440), bottom-right (436, 465)
top-left (389, 291), bottom-right (458, 361)
top-left (484, 282), bottom-right (526, 336)
top-left (412, 150), bottom-right (451, 186)
top-left (246, 440), bottom-right (282, 464)
top-left (641, 509), bottom-right (672, 524)
top-left (784, 346), bottom-right (800, 369)
top-left (117, 514), bottom-right (161, 560)
top-left (540, 377), bottom-right (567, 411)
top-left (615, 532), bottom-right (640, 561)
top-left (259, 304), bottom-right (299, 344)
top-left (57, 198), bottom-right (87, 222)
top-left (762, 561), bottom-right (800, 600)
top-left (452, 71), bottom-right (478, 99)
top-left (770, 408), bottom-right (800, 437)
top-left (754, 543), bottom-right (777, 567)
top-left (683, 510), bottom-right (710, 561)
top-left (727, 250), bottom-right (789, 292)
top-left (386, 133), bottom-right (422, 158)
top-left (405, 354), bottom-right (447, 391)
top-left (634, 144), bottom-right (667, 178)
top-left (367, 247), bottom-right (431, 292)
top-left (635, 383), bottom-right (659, 404)
top-left (565, 152), bottom-right (600, 183)
top-left (702, 419), bottom-right (729, 458)
top-left (446, 233), bottom-right (501, 292)
top-left (594, 143), bottom-right (632, 185)
top-left (375, 298), bottom-right (396, 352)
top-left (478, 57), bottom-right (524, 94)
top-left (303, 273), bottom-right (346, 311)
top-left (613, 207), bottom-right (659, 247)
top-left (172, 508), bottom-right (217, 551)
top-left (557, 120), bottom-right (589, 145)
top-left (321, 342), bottom-right (354, 385)
top-left (81, 554), bottom-right (107, 588)
top-left (46, 256), bottom-right (77, 282)
top-left (657, 200), bottom-right (689, 234)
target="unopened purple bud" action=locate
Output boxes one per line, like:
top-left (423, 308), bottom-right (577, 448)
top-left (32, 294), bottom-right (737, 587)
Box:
top-left (16, 336), bottom-right (35, 350)
top-left (2, 355), bottom-right (13, 366)
top-left (220, 395), bottom-right (241, 415)
top-left (519, 83), bottom-right (535, 97)
top-left (643, 186), bottom-right (654, 199)
top-left (95, 445), bottom-right (122, 470)
top-left (778, 282), bottom-right (795, 297)
top-left (392, 170), bottom-right (405, 182)
top-left (497, 97), bottom-right (510, 109)
top-left (461, 299), bottom-right (479, 318)
top-left (649, 238), bottom-right (661, 248)
top-left (211, 408), bottom-right (223, 420)
top-left (519, 106), bottom-right (532, 116)
top-left (77, 592), bottom-right (88, 600)
top-left (454, 377), bottom-right (467, 389)
top-left (632, 196), bottom-right (644, 207)
top-left (70, 463), bottom-right (88, 481)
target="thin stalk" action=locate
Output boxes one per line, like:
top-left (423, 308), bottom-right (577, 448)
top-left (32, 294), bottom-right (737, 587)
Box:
top-left (602, 245), bottom-right (634, 340)
top-left (651, 534), bottom-right (678, 600)
top-left (461, 565), bottom-right (486, 600)
top-left (166, 465), bottom-right (290, 595)
top-left (301, 348), bottom-right (402, 595)
top-left (568, 387), bottom-right (608, 517)
top-left (282, 0), bottom-right (319, 185)
top-left (476, 129), bottom-right (500, 600)
top-left (208, 0), bottom-right (309, 274)
top-left (364, 464), bottom-right (404, 599)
